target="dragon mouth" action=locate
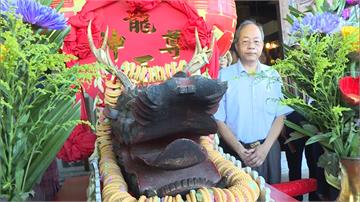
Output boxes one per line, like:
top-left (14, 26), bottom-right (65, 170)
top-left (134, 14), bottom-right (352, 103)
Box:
top-left (155, 177), bottom-right (218, 197)
top-left (115, 137), bottom-right (222, 198)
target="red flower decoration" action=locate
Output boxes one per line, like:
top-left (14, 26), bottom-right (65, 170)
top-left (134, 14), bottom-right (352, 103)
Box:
top-left (57, 123), bottom-right (96, 162)
top-left (57, 89), bottom-right (96, 162)
top-left (339, 76), bottom-right (360, 106)
top-left (63, 11), bottom-right (103, 67)
top-left (126, 0), bottom-right (161, 13)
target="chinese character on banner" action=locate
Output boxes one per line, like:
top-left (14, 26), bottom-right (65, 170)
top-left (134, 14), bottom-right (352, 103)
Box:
top-left (159, 30), bottom-right (181, 59)
top-left (123, 12), bottom-right (156, 34)
top-left (101, 30), bottom-right (126, 62)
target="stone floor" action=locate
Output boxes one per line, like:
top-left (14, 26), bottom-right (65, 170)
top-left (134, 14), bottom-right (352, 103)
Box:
top-left (281, 151), bottom-right (309, 182)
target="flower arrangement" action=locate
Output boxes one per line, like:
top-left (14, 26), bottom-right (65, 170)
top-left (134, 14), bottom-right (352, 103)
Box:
top-left (1, 0), bottom-right (67, 30)
top-left (0, 0), bottom-right (101, 200)
top-left (275, 0), bottom-right (359, 189)
top-left (1, 0), bottom-right (71, 52)
top-left (291, 12), bottom-right (340, 34)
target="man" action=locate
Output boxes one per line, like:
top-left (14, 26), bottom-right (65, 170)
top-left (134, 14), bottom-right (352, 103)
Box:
top-left (214, 20), bottom-right (292, 184)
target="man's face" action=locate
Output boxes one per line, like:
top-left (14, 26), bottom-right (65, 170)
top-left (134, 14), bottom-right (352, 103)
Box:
top-left (236, 24), bottom-right (264, 64)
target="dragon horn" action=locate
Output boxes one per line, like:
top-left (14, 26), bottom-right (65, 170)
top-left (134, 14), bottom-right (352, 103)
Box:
top-left (87, 20), bottom-right (135, 91)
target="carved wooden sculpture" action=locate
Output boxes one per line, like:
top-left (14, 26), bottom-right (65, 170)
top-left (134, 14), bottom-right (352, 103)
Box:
top-left (88, 21), bottom-right (227, 197)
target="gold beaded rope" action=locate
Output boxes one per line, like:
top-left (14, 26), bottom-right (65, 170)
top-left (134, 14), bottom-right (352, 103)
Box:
top-left (120, 60), bottom-right (187, 83)
top-left (96, 66), bottom-right (263, 202)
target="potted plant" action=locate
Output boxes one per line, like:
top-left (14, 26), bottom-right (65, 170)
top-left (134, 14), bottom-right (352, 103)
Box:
top-left (0, 0), bottom-right (100, 200)
top-left (275, 2), bottom-right (359, 201)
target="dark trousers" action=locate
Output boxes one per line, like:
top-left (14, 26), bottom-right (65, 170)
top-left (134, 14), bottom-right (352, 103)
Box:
top-left (219, 139), bottom-right (281, 184)
top-left (285, 136), bottom-right (320, 200)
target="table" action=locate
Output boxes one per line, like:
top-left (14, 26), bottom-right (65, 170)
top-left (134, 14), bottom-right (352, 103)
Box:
top-left (267, 184), bottom-right (299, 202)
top-left (55, 176), bottom-right (298, 201)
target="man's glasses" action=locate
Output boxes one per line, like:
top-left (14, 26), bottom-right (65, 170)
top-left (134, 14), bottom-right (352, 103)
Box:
top-left (240, 40), bottom-right (262, 47)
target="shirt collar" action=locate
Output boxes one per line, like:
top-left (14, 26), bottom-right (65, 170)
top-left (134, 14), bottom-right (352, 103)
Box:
top-left (237, 60), bottom-right (265, 75)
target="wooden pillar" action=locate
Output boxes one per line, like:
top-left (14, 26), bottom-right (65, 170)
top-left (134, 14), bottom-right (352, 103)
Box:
top-left (279, 0), bottom-right (290, 44)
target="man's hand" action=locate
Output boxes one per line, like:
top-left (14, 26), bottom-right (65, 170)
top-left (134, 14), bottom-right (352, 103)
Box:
top-left (246, 115), bottom-right (286, 167)
top-left (236, 147), bottom-right (255, 166)
top-left (247, 143), bottom-right (271, 167)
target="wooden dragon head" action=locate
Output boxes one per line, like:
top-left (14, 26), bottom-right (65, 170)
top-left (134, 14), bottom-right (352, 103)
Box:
top-left (88, 21), bottom-right (227, 197)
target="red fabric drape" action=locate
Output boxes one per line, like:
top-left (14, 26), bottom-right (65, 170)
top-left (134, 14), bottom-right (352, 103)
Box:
top-left (57, 88), bottom-right (96, 162)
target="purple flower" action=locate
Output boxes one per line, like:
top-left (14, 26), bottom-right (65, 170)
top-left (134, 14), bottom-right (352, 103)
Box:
top-left (346, 0), bottom-right (359, 5)
top-left (1, 0), bottom-right (67, 30)
top-left (291, 12), bottom-right (340, 34)
top-left (0, 0), bottom-right (13, 12)
top-left (342, 8), bottom-right (351, 20)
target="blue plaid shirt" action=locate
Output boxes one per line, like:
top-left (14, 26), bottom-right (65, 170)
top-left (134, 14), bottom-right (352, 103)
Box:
top-left (214, 61), bottom-right (293, 143)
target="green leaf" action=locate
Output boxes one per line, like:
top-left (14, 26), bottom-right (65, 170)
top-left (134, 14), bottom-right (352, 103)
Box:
top-left (12, 130), bottom-right (28, 164)
top-left (285, 14), bottom-right (294, 25)
top-left (318, 151), bottom-right (339, 177)
top-left (36, 0), bottom-right (54, 6)
top-left (315, 0), bottom-right (325, 12)
top-left (336, 0), bottom-right (346, 15)
top-left (329, 135), bottom-right (339, 144)
top-left (51, 27), bottom-right (70, 52)
top-left (303, 124), bottom-right (319, 134)
top-left (24, 101), bottom-right (80, 192)
top-left (284, 120), bottom-right (315, 137)
top-left (48, 30), bottom-right (62, 42)
top-left (18, 113), bottom-right (30, 126)
top-left (328, 0), bottom-right (340, 11)
top-left (349, 61), bottom-right (357, 77)
top-left (15, 168), bottom-right (24, 192)
top-left (324, 170), bottom-right (341, 190)
top-left (43, 97), bottom-right (77, 124)
top-left (288, 6), bottom-right (304, 18)
top-left (0, 80), bottom-right (11, 98)
top-left (54, 0), bottom-right (64, 12)
top-left (346, 125), bottom-right (360, 157)
top-left (306, 132), bottom-right (331, 145)
top-left (285, 132), bottom-right (305, 144)
top-left (321, 0), bottom-right (332, 12)
top-left (34, 28), bottom-right (44, 35)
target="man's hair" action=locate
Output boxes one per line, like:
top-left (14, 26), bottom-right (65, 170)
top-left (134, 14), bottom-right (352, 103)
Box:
top-left (234, 19), bottom-right (264, 44)
top-left (229, 42), bottom-right (239, 57)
